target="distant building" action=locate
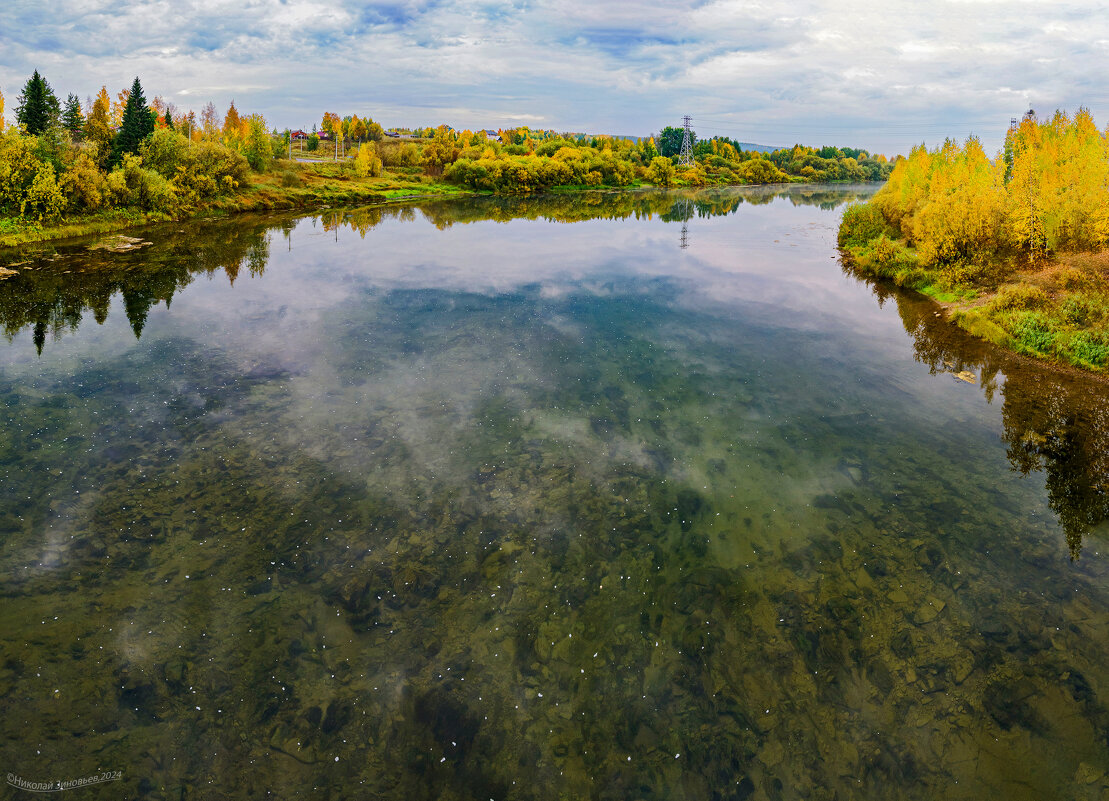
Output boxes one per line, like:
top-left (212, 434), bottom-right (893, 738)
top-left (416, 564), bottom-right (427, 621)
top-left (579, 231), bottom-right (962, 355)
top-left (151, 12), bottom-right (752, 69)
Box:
top-left (290, 130), bottom-right (308, 140)
top-left (482, 129), bottom-right (502, 142)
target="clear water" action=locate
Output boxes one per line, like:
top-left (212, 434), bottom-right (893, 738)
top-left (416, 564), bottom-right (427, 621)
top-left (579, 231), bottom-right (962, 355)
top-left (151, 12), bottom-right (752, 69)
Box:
top-left (1, 186), bottom-right (1107, 800)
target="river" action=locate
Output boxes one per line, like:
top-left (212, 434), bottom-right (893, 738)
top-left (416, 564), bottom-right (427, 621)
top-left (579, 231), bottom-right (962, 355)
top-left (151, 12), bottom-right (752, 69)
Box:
top-left (1, 186), bottom-right (1107, 800)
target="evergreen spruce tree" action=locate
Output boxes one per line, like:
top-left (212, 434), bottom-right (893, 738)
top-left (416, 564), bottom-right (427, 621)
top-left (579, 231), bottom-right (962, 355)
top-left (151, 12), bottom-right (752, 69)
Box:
top-left (16, 70), bottom-right (60, 135)
top-left (62, 94), bottom-right (83, 139)
top-left (111, 77), bottom-right (154, 164)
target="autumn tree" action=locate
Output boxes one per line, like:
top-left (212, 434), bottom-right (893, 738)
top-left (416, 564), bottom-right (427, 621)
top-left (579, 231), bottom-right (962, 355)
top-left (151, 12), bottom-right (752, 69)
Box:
top-left (223, 100), bottom-right (242, 139)
top-left (0, 87), bottom-right (4, 131)
top-left (84, 87), bottom-right (113, 166)
top-left (111, 77), bottom-right (154, 164)
top-left (648, 155), bottom-right (675, 186)
top-left (16, 70), bottom-right (60, 135)
top-left (201, 102), bottom-right (221, 138)
top-left (354, 142), bottom-right (382, 177)
top-left (320, 112), bottom-right (341, 137)
top-left (241, 113), bottom-right (273, 171)
top-left (112, 88), bottom-right (129, 126)
top-left (422, 125), bottom-right (458, 174)
top-left (348, 114), bottom-right (367, 143)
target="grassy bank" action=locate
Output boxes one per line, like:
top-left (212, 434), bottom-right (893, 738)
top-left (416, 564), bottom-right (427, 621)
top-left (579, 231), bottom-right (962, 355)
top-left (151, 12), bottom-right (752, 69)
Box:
top-left (839, 202), bottom-right (1109, 373)
top-left (0, 162), bottom-right (474, 250)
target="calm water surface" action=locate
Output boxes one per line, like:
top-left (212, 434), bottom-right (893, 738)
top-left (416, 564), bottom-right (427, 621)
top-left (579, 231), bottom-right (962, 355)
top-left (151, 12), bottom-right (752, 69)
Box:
top-left (1, 186), bottom-right (1107, 800)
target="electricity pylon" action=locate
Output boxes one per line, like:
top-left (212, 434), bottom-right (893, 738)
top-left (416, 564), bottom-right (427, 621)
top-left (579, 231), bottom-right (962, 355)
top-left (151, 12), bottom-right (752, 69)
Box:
top-left (678, 115), bottom-right (695, 167)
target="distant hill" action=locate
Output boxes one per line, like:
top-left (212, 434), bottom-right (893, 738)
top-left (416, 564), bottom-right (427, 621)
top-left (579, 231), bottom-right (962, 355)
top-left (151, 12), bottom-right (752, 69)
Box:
top-left (571, 133), bottom-right (783, 153)
top-left (606, 135), bottom-right (782, 153)
top-left (737, 142), bottom-right (781, 154)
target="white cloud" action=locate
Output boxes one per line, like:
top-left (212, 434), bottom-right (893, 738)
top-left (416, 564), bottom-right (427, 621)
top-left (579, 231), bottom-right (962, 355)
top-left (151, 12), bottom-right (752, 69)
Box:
top-left (1, 0), bottom-right (1107, 155)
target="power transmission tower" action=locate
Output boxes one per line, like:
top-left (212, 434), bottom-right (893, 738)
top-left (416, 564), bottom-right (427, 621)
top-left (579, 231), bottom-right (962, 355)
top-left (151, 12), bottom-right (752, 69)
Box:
top-left (678, 115), bottom-right (695, 167)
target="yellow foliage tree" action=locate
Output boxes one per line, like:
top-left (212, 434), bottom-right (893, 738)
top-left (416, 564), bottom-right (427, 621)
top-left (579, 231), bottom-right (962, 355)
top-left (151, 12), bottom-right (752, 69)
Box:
top-left (112, 88), bottom-right (129, 126)
top-left (354, 142), bottom-right (382, 177)
top-left (869, 108), bottom-right (1109, 267)
top-left (911, 136), bottom-right (1005, 266)
top-left (223, 101), bottom-right (242, 140)
top-left (84, 87), bottom-right (113, 166)
top-left (423, 125), bottom-right (457, 174)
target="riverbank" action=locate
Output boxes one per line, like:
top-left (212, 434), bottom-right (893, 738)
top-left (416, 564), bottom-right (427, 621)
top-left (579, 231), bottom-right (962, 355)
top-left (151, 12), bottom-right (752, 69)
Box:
top-left (0, 164), bottom-right (476, 251)
top-left (0, 157), bottom-right (883, 254)
top-left (839, 207), bottom-right (1109, 374)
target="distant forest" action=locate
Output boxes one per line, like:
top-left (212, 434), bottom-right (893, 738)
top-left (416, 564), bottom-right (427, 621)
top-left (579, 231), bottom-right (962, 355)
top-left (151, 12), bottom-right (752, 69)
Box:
top-left (0, 69), bottom-right (893, 230)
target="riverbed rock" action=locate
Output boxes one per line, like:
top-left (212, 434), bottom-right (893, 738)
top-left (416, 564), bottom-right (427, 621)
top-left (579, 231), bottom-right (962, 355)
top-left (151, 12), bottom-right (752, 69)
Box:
top-left (89, 235), bottom-right (154, 252)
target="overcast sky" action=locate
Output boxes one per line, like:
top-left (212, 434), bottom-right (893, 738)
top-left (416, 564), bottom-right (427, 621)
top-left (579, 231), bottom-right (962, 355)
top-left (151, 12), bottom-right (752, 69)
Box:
top-left (2, 0), bottom-right (1107, 156)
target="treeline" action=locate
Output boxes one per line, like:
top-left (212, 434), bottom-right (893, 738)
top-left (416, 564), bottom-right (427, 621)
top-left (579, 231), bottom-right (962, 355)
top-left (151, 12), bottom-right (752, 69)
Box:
top-left (839, 109), bottom-right (1109, 370)
top-left (0, 71), bottom-right (278, 223)
top-left (0, 68), bottom-right (893, 232)
top-left (841, 109), bottom-right (1109, 273)
top-left (327, 185), bottom-right (872, 237)
top-left (435, 125), bottom-right (893, 194)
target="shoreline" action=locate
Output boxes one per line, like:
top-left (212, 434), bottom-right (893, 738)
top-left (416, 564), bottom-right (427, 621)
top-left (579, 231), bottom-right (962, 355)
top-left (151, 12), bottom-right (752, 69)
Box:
top-left (0, 175), bottom-right (877, 256)
top-left (840, 247), bottom-right (1109, 381)
top-left (0, 182), bottom-right (475, 254)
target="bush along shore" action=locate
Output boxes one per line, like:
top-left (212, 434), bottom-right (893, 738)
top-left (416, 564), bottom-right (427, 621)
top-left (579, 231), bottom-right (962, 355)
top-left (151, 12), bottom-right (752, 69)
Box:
top-left (838, 108), bottom-right (1109, 373)
top-left (1, 71), bottom-right (895, 252)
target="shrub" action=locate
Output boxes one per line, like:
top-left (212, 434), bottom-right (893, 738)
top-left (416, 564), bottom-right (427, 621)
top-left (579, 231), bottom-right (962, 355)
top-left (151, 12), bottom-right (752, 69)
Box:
top-left (988, 283), bottom-right (1048, 312)
top-left (647, 156), bottom-right (675, 187)
top-left (1008, 311), bottom-right (1056, 355)
top-left (1067, 331), bottom-right (1109, 366)
top-left (22, 162), bottom-right (67, 221)
top-left (838, 201), bottom-right (889, 247)
top-left (0, 132), bottom-right (47, 217)
top-left (241, 114), bottom-right (273, 172)
top-left (1059, 295), bottom-right (1103, 326)
top-left (354, 143), bottom-right (382, 178)
top-left (139, 128), bottom-right (189, 179)
top-left (61, 146), bottom-right (108, 210)
top-left (175, 141), bottom-right (248, 203)
top-left (107, 153), bottom-right (179, 214)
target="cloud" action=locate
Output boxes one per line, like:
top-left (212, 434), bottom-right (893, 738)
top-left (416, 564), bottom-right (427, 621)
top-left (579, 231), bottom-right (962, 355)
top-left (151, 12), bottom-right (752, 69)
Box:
top-left (1, 0), bottom-right (1108, 155)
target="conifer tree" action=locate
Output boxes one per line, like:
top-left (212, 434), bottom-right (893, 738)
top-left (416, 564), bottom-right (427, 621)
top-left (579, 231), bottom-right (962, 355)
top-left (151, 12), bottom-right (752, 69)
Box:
top-left (111, 77), bottom-right (154, 164)
top-left (16, 70), bottom-right (60, 135)
top-left (62, 93), bottom-right (83, 139)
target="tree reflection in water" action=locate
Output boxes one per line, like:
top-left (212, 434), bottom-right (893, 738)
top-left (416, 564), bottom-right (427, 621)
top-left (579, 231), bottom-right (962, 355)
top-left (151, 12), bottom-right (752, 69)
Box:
top-left (852, 272), bottom-right (1109, 560)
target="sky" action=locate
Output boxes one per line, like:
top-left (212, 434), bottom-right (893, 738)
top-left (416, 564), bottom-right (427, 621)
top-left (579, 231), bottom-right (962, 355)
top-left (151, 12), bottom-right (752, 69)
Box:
top-left (2, 0), bottom-right (1108, 156)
